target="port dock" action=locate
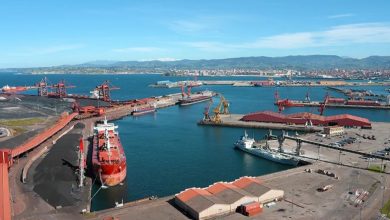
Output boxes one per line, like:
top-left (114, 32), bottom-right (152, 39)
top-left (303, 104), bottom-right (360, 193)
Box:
top-left (280, 101), bottom-right (390, 109)
top-left (198, 114), bottom-right (322, 132)
top-left (1, 76), bottom-right (390, 220)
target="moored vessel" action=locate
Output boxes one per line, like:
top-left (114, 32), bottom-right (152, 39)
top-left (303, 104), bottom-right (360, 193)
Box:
top-left (234, 131), bottom-right (299, 166)
top-left (131, 106), bottom-right (156, 116)
top-left (93, 118), bottom-right (127, 186)
top-left (179, 86), bottom-right (213, 106)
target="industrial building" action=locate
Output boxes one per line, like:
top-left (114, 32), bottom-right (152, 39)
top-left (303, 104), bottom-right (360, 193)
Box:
top-left (175, 177), bottom-right (284, 220)
top-left (241, 111), bottom-right (372, 128)
top-left (324, 126), bottom-right (345, 136)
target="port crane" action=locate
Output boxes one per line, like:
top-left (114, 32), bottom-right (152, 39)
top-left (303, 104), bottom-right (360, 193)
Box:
top-left (274, 90), bottom-right (285, 113)
top-left (318, 93), bottom-right (329, 115)
top-left (203, 100), bottom-right (213, 121)
top-left (35, 78), bottom-right (75, 97)
top-left (36, 77), bottom-right (49, 96)
top-left (211, 94), bottom-right (230, 123)
top-left (50, 80), bottom-right (76, 98)
top-left (180, 85), bottom-right (192, 98)
top-left (94, 81), bottom-right (120, 102)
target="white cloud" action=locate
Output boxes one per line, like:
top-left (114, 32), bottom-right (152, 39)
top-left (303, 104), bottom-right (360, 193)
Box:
top-left (328, 13), bottom-right (355, 19)
top-left (112, 47), bottom-right (162, 53)
top-left (139, 57), bottom-right (178, 62)
top-left (182, 23), bottom-right (390, 50)
top-left (170, 20), bottom-right (208, 33)
top-left (155, 57), bottom-right (178, 62)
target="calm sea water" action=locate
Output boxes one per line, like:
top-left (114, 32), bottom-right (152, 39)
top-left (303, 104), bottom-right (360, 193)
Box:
top-left (1, 73), bottom-right (389, 210)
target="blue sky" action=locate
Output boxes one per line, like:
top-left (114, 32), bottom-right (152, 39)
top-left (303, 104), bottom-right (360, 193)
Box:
top-left (1, 0), bottom-right (390, 67)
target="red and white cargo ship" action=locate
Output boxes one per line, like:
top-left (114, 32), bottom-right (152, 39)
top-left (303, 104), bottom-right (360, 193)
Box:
top-left (93, 118), bottom-right (126, 186)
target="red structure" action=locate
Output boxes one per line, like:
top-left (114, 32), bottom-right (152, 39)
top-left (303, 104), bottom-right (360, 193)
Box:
top-left (49, 80), bottom-right (75, 98)
top-left (346, 100), bottom-right (381, 106)
top-left (0, 150), bottom-right (11, 220)
top-left (36, 77), bottom-right (49, 96)
top-left (241, 111), bottom-right (372, 128)
top-left (11, 112), bottom-right (78, 157)
top-left (94, 81), bottom-right (120, 102)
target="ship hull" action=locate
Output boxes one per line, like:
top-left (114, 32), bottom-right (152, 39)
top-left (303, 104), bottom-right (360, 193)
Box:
top-left (131, 108), bottom-right (156, 116)
top-left (93, 162), bottom-right (127, 186)
top-left (92, 122), bottom-right (127, 187)
top-left (179, 96), bottom-right (211, 106)
top-left (234, 144), bottom-right (299, 166)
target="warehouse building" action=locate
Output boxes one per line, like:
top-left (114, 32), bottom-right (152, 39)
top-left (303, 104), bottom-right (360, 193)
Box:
top-left (175, 177), bottom-right (284, 220)
top-left (206, 182), bottom-right (257, 212)
top-left (232, 177), bottom-right (284, 204)
top-left (241, 111), bottom-right (372, 128)
top-left (175, 188), bottom-right (230, 220)
top-left (323, 126), bottom-right (344, 137)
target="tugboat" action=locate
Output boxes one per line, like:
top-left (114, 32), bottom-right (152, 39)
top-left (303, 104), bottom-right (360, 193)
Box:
top-left (234, 131), bottom-right (299, 166)
top-left (93, 118), bottom-right (127, 186)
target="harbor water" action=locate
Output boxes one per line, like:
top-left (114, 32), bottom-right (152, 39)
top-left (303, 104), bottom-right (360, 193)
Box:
top-left (1, 73), bottom-right (390, 210)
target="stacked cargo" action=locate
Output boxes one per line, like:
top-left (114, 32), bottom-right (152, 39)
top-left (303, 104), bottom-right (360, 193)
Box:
top-left (237, 201), bottom-right (263, 216)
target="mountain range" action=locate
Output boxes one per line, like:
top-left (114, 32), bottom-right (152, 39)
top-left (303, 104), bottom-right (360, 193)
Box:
top-left (3, 55), bottom-right (390, 72)
top-left (74, 55), bottom-right (390, 70)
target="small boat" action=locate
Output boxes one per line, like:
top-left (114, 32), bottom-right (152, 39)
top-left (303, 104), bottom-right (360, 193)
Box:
top-left (131, 106), bottom-right (156, 116)
top-left (234, 131), bottom-right (299, 166)
top-left (115, 199), bottom-right (124, 208)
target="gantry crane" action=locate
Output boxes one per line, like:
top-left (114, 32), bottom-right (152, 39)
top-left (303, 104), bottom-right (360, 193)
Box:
top-left (36, 77), bottom-right (49, 96)
top-left (203, 99), bottom-right (213, 121)
top-left (94, 81), bottom-right (120, 102)
top-left (210, 94), bottom-right (229, 123)
top-left (318, 93), bottom-right (329, 115)
top-left (50, 80), bottom-right (75, 98)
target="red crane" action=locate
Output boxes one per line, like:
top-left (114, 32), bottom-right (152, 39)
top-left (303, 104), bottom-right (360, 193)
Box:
top-left (36, 77), bottom-right (49, 96)
top-left (50, 80), bottom-right (75, 98)
top-left (187, 86), bottom-right (192, 97)
top-left (94, 81), bottom-right (120, 102)
top-left (180, 85), bottom-right (186, 98)
top-left (274, 90), bottom-right (280, 103)
top-left (203, 99), bottom-right (213, 121)
top-left (318, 93), bottom-right (329, 115)
top-left (274, 90), bottom-right (285, 113)
top-left (180, 85), bottom-right (192, 98)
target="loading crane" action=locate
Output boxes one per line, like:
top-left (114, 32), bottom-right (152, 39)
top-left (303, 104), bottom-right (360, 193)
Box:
top-left (203, 99), bottom-right (213, 121)
top-left (36, 77), bottom-right (49, 96)
top-left (50, 80), bottom-right (75, 98)
top-left (220, 95), bottom-right (229, 114)
top-left (210, 94), bottom-right (230, 123)
top-left (274, 90), bottom-right (285, 113)
top-left (180, 85), bottom-right (192, 98)
top-left (318, 93), bottom-right (329, 115)
top-left (94, 81), bottom-right (120, 102)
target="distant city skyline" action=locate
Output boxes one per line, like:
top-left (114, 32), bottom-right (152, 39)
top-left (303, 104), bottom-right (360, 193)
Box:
top-left (1, 0), bottom-right (390, 68)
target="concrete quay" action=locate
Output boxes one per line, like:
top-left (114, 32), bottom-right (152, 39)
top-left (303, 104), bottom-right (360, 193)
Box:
top-left (198, 114), bottom-right (322, 132)
top-left (201, 80), bottom-right (390, 87)
top-left (282, 101), bottom-right (390, 110)
top-left (82, 121), bottom-right (390, 220)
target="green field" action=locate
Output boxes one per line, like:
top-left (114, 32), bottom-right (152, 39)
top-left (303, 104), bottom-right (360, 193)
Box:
top-left (368, 164), bottom-right (385, 173)
top-left (0, 117), bottom-right (46, 127)
top-left (381, 198), bottom-right (390, 217)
